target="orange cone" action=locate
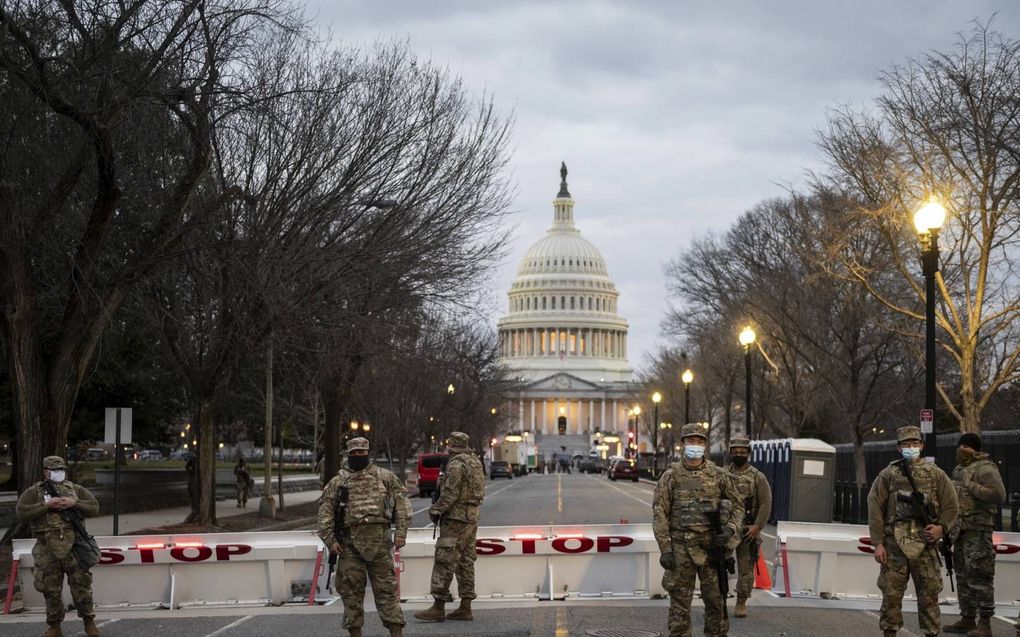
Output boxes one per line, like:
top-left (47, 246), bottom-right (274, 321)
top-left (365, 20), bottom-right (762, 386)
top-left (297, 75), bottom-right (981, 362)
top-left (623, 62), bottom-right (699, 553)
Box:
top-left (753, 551), bottom-right (772, 590)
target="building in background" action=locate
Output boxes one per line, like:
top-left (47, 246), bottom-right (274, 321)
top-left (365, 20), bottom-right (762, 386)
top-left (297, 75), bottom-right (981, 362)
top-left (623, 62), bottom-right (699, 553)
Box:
top-left (497, 164), bottom-right (638, 462)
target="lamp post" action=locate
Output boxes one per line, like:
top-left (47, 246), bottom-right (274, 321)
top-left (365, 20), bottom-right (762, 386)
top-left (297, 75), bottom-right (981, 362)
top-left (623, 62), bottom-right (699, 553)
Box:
top-left (629, 406), bottom-right (641, 458)
top-left (651, 392), bottom-right (662, 478)
top-left (659, 422), bottom-right (673, 462)
top-left (739, 325), bottom-right (756, 438)
top-left (914, 196), bottom-right (946, 461)
top-left (682, 368), bottom-right (693, 424)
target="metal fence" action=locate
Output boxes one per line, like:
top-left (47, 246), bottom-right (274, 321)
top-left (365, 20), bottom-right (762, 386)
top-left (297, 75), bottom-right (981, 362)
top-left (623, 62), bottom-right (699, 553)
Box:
top-left (832, 428), bottom-right (1020, 530)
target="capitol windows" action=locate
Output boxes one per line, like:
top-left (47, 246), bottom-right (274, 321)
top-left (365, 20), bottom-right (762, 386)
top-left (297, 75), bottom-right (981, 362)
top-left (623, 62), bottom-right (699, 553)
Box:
top-left (543, 297), bottom-right (547, 310)
top-left (560, 296), bottom-right (565, 308)
top-left (570, 297), bottom-right (575, 309)
top-left (551, 297), bottom-right (556, 309)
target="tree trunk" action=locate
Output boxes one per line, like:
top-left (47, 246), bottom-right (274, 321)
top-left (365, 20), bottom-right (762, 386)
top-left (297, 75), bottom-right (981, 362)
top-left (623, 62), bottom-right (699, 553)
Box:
top-left (853, 425), bottom-right (866, 488)
top-left (196, 402), bottom-right (217, 526)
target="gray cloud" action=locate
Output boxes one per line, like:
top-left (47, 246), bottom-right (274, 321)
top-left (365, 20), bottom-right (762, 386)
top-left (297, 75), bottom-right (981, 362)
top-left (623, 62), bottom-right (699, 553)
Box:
top-left (304, 0), bottom-right (1020, 369)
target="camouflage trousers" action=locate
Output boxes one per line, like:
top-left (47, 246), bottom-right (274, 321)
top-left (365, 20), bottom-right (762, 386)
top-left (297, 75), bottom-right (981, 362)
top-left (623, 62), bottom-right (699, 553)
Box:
top-left (32, 541), bottom-right (94, 624)
top-left (335, 528), bottom-right (404, 630)
top-left (662, 538), bottom-right (728, 637)
top-left (429, 517), bottom-right (478, 602)
top-left (235, 480), bottom-right (249, 506)
top-left (877, 538), bottom-right (943, 635)
top-left (955, 529), bottom-right (995, 618)
top-left (734, 535), bottom-right (760, 599)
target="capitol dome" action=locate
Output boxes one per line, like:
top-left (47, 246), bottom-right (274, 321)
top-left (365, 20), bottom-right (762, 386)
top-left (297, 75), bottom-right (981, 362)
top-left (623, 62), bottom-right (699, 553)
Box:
top-left (497, 163), bottom-right (632, 383)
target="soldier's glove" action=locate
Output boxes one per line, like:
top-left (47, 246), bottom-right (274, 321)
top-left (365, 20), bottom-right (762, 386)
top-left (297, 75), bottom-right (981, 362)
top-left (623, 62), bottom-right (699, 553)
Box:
top-left (658, 552), bottom-right (676, 570)
top-left (713, 527), bottom-right (734, 548)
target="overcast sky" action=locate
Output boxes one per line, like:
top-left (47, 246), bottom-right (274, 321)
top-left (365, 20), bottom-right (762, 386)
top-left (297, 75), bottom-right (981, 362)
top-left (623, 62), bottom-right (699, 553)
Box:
top-left (305, 1), bottom-right (1019, 370)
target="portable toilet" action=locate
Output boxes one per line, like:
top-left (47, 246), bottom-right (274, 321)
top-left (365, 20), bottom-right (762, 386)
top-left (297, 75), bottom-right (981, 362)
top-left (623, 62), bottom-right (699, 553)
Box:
top-left (749, 438), bottom-right (836, 523)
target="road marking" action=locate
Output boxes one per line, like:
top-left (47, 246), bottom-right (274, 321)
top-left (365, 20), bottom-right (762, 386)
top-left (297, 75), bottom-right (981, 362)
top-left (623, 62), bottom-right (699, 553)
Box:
top-left (413, 478), bottom-right (520, 516)
top-left (604, 479), bottom-right (654, 506)
top-left (97, 619), bottom-right (120, 628)
top-left (555, 605), bottom-right (568, 637)
top-left (863, 610), bottom-right (920, 637)
top-left (557, 474), bottom-right (563, 513)
top-left (203, 615), bottom-right (253, 637)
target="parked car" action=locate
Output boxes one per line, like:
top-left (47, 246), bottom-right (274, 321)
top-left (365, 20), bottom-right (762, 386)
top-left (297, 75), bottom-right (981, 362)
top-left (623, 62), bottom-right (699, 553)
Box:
top-left (416, 453), bottom-right (448, 498)
top-left (85, 447), bottom-right (106, 461)
top-left (609, 458), bottom-right (639, 482)
top-left (579, 459), bottom-right (604, 474)
top-left (489, 460), bottom-right (513, 480)
top-left (138, 449), bottom-right (163, 461)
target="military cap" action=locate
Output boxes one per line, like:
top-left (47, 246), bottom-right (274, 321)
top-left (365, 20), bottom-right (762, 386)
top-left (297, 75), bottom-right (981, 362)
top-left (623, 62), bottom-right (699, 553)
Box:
top-left (43, 456), bottom-right (68, 470)
top-left (448, 431), bottom-right (470, 449)
top-left (896, 425), bottom-right (922, 443)
top-left (729, 435), bottom-right (751, 449)
top-left (346, 437), bottom-right (370, 452)
top-left (680, 423), bottom-right (709, 440)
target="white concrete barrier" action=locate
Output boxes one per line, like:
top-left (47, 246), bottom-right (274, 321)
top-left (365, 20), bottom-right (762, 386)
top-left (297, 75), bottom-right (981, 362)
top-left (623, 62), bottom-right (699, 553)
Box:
top-left (6, 524), bottom-right (665, 613)
top-left (774, 521), bottom-right (1020, 604)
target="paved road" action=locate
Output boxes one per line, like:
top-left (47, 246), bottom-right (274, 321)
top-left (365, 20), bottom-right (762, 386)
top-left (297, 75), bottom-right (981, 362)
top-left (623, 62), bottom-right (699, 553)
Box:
top-left (408, 471), bottom-right (656, 529)
top-left (4, 599), bottom-right (1018, 637)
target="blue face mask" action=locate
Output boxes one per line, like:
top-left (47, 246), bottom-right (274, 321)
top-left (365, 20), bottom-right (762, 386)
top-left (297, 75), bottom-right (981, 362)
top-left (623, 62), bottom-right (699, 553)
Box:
top-left (684, 445), bottom-right (705, 460)
top-left (901, 447), bottom-right (921, 461)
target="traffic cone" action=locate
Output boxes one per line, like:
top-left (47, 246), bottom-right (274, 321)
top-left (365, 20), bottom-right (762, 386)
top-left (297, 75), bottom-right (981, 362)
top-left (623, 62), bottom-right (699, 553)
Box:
top-left (753, 552), bottom-right (772, 590)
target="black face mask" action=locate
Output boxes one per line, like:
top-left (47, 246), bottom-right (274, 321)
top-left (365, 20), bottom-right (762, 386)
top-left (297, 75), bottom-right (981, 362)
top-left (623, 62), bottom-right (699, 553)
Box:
top-left (348, 456), bottom-right (370, 471)
top-left (731, 456), bottom-right (748, 468)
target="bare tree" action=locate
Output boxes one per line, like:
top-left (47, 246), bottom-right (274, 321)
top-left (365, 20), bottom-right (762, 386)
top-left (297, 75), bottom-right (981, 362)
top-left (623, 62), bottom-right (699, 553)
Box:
top-left (819, 23), bottom-right (1020, 433)
top-left (0, 0), bottom-right (296, 490)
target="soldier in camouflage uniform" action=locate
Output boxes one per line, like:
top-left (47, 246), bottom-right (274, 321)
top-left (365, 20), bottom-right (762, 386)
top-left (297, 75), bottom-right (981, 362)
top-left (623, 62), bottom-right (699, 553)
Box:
top-left (867, 426), bottom-right (958, 637)
top-left (725, 436), bottom-right (772, 619)
top-left (318, 437), bottom-right (412, 637)
top-left (15, 456), bottom-right (101, 637)
top-left (415, 431), bottom-right (486, 622)
top-left (944, 433), bottom-right (1006, 637)
top-left (653, 423), bottom-right (742, 637)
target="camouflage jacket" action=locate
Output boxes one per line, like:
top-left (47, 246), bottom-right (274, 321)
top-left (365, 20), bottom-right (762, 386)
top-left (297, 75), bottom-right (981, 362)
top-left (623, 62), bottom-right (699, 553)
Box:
top-left (16, 480), bottom-right (100, 557)
top-left (726, 463), bottom-right (773, 530)
top-left (652, 459), bottom-right (741, 554)
top-left (867, 458), bottom-right (958, 552)
top-left (430, 450), bottom-right (485, 523)
top-left (317, 463), bottom-right (411, 546)
top-left (951, 452), bottom-right (1006, 532)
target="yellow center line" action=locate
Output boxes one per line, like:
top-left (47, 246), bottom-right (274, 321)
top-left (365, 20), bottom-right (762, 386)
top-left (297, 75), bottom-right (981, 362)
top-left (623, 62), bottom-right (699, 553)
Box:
top-left (557, 474), bottom-right (563, 513)
top-left (555, 606), bottom-right (568, 637)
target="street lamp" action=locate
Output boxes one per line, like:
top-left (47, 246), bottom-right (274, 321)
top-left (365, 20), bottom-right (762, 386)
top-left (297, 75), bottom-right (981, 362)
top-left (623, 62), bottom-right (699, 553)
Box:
top-left (651, 392), bottom-right (662, 478)
top-left (914, 195), bottom-right (946, 461)
top-left (659, 422), bottom-right (673, 462)
top-left (681, 368), bottom-right (693, 425)
top-left (630, 405), bottom-right (641, 457)
top-left (739, 325), bottom-right (756, 438)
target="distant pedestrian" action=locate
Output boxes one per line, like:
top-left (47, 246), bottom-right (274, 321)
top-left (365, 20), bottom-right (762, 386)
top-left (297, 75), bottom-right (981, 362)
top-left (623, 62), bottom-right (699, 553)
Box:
top-left (233, 456), bottom-right (252, 508)
top-left (943, 433), bottom-right (1006, 637)
top-left (15, 456), bottom-right (102, 637)
top-left (726, 435), bottom-right (772, 619)
top-left (415, 432), bottom-right (486, 622)
top-left (867, 426), bottom-right (958, 637)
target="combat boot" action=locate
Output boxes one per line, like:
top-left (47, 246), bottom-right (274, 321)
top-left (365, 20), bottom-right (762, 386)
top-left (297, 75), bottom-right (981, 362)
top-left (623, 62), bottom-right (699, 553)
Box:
top-left (413, 599), bottom-right (446, 622)
top-left (884, 631), bottom-right (897, 637)
top-left (42, 623), bottom-right (62, 637)
top-left (83, 616), bottom-right (100, 637)
top-left (966, 616), bottom-right (993, 637)
top-left (347, 628), bottom-right (362, 637)
top-left (447, 599), bottom-right (473, 620)
top-left (389, 628), bottom-right (402, 637)
top-left (945, 616), bottom-right (977, 633)
top-left (734, 595), bottom-right (750, 615)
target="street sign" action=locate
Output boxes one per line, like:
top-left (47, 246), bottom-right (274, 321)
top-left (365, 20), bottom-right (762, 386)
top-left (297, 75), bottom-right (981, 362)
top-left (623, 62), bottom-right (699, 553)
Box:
top-left (920, 408), bottom-right (934, 434)
top-left (104, 408), bottom-right (133, 444)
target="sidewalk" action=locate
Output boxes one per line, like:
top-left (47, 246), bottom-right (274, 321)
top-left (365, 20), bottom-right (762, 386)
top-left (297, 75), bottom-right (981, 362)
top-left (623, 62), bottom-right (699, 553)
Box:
top-left (1, 488), bottom-right (324, 537)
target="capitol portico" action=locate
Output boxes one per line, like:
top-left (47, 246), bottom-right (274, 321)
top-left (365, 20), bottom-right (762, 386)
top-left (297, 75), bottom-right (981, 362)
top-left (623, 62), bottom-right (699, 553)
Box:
top-left (498, 164), bottom-right (638, 460)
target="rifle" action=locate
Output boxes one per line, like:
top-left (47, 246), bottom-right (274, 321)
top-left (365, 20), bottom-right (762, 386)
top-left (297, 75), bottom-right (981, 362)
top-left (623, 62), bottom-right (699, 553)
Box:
top-left (897, 459), bottom-right (955, 591)
top-left (431, 471), bottom-right (443, 540)
top-left (708, 505), bottom-right (736, 619)
top-left (327, 482), bottom-right (349, 591)
top-left (744, 496), bottom-right (759, 574)
top-left (41, 480), bottom-right (100, 568)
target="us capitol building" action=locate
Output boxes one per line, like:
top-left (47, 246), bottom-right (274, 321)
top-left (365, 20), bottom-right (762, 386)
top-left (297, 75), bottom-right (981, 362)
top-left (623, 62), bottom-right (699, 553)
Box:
top-left (497, 164), bottom-right (638, 461)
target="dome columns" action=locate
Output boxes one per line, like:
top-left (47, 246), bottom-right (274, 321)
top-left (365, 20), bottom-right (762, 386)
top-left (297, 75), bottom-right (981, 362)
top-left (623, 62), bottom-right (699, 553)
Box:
top-left (499, 326), bottom-right (630, 360)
